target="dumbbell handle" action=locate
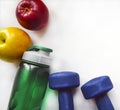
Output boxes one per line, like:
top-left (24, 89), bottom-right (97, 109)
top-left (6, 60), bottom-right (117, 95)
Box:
top-left (95, 94), bottom-right (114, 110)
top-left (58, 89), bottom-right (74, 110)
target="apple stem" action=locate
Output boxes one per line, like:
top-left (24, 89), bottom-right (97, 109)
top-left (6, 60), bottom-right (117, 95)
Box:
top-left (25, 7), bottom-right (30, 13)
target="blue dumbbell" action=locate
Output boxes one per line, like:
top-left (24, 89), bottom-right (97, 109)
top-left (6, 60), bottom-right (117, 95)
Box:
top-left (49, 71), bottom-right (80, 110)
top-left (81, 76), bottom-right (114, 110)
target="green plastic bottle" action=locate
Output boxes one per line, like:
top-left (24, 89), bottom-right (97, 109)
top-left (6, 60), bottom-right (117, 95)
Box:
top-left (7, 45), bottom-right (53, 110)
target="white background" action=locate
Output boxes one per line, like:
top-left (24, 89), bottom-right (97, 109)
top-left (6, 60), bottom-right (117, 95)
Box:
top-left (0, 0), bottom-right (120, 110)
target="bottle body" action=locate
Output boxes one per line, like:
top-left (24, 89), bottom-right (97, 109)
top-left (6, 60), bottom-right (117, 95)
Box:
top-left (8, 62), bottom-right (49, 110)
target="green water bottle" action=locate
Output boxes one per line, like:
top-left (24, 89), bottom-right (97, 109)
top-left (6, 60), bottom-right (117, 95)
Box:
top-left (7, 45), bottom-right (53, 110)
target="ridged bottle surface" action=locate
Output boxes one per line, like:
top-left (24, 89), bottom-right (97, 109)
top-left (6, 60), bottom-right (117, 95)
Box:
top-left (7, 45), bottom-right (52, 110)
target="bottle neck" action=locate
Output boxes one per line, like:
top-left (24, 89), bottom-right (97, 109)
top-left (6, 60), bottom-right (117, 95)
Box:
top-left (22, 59), bottom-right (49, 68)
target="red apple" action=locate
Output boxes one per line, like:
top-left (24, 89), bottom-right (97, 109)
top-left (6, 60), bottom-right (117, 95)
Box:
top-left (16, 0), bottom-right (49, 30)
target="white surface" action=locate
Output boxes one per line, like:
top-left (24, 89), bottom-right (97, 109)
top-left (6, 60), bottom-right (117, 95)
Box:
top-left (0, 0), bottom-right (120, 110)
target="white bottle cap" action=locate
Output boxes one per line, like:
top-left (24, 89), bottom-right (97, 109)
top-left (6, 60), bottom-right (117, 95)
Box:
top-left (22, 45), bottom-right (53, 66)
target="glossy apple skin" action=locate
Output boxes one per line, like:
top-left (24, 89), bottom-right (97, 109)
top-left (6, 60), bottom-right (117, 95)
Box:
top-left (16, 0), bottom-right (49, 30)
top-left (0, 27), bottom-right (32, 60)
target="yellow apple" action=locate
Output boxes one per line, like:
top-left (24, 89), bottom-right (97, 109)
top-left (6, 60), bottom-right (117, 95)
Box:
top-left (0, 27), bottom-right (32, 60)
